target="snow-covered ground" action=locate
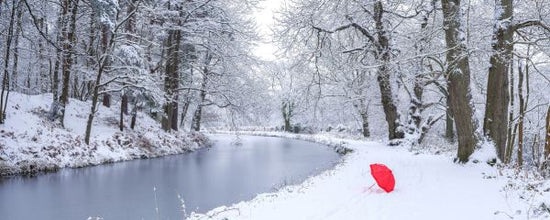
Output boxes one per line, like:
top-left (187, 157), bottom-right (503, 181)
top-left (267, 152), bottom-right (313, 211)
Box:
top-left (188, 131), bottom-right (550, 220)
top-left (0, 93), bottom-right (209, 176)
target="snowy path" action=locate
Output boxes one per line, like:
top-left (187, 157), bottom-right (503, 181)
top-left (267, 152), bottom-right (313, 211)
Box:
top-left (188, 133), bottom-right (545, 220)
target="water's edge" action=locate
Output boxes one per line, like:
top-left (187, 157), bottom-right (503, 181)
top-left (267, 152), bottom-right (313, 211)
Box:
top-left (206, 131), bottom-right (354, 155)
top-left (0, 132), bottom-right (211, 177)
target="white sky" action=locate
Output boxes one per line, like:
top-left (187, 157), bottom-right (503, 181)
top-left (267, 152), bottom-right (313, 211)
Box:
top-left (252, 0), bottom-right (284, 61)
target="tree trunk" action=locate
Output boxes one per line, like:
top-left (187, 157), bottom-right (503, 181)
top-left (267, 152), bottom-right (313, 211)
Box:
top-left (191, 103), bottom-right (203, 132)
top-left (84, 10), bottom-right (97, 101)
top-left (180, 100), bottom-right (190, 127)
top-left (373, 1), bottom-right (404, 141)
top-left (130, 97), bottom-right (138, 130)
top-left (51, 9), bottom-right (63, 103)
top-left (58, 0), bottom-right (79, 127)
top-left (282, 101), bottom-right (294, 132)
top-left (360, 111), bottom-right (371, 138)
top-left (48, 8), bottom-right (65, 120)
top-left (85, 80), bottom-right (102, 144)
top-left (407, 81), bottom-right (423, 134)
top-left (543, 106), bottom-right (550, 172)
top-left (125, 0), bottom-right (136, 38)
top-left (484, 0), bottom-right (513, 162)
top-left (170, 104), bottom-right (178, 131)
top-left (505, 60), bottom-right (516, 163)
top-left (49, 51), bottom-right (62, 121)
top-left (161, 28), bottom-right (181, 132)
top-left (441, 0), bottom-right (479, 162)
top-left (191, 72), bottom-right (207, 132)
top-left (72, 73), bottom-right (80, 99)
top-left (52, 54), bottom-right (61, 99)
top-left (407, 58), bottom-right (425, 143)
top-left (101, 25), bottom-right (111, 108)
top-left (102, 94), bottom-right (110, 107)
top-left (87, 11), bottom-right (97, 68)
top-left (11, 4), bottom-right (22, 93)
top-left (445, 96), bottom-right (455, 142)
top-left (121, 93), bottom-right (128, 114)
top-left (84, 11), bottom-right (117, 145)
top-left (0, 0), bottom-right (17, 124)
top-left (118, 0), bottom-right (136, 131)
top-left (119, 93), bottom-right (128, 131)
top-left (517, 63), bottom-right (525, 167)
top-left (38, 17), bottom-right (49, 93)
top-left (406, 1), bottom-right (436, 143)
top-left (130, 109), bottom-right (137, 130)
top-left (354, 96), bottom-right (371, 138)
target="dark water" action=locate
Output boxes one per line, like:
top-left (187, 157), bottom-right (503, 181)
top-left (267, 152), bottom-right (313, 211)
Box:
top-left (0, 134), bottom-right (340, 220)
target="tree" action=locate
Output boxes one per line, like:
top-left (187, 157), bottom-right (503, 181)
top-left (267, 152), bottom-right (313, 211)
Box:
top-left (484, 0), bottom-right (550, 163)
top-left (351, 70), bottom-right (372, 138)
top-left (543, 106), bottom-right (550, 174)
top-left (58, 0), bottom-right (79, 127)
top-left (161, 24), bottom-right (182, 132)
top-left (118, 0), bottom-right (137, 132)
top-left (190, 52), bottom-right (212, 132)
top-left (281, 101), bottom-right (294, 132)
top-left (484, 0), bottom-right (513, 162)
top-left (371, 0), bottom-right (405, 141)
top-left (441, 0), bottom-right (479, 162)
top-left (0, 0), bottom-right (18, 124)
top-left (186, 0), bottom-right (259, 131)
top-left (0, 0), bottom-right (259, 142)
top-left (403, 0), bottom-right (443, 145)
top-left (278, 0), bottom-right (410, 141)
top-left (84, 0), bottom-right (121, 144)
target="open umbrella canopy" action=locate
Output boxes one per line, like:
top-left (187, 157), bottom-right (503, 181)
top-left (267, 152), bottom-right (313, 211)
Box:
top-left (370, 163), bottom-right (395, 193)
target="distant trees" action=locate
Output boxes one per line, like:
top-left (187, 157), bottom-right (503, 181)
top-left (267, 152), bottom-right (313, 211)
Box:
top-left (277, 0), bottom-right (407, 140)
top-left (275, 0), bottom-right (550, 165)
top-left (276, 0), bottom-right (447, 142)
top-left (185, 1), bottom-right (259, 131)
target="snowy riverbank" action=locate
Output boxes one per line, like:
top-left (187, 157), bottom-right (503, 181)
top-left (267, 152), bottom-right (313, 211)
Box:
top-left (0, 93), bottom-right (210, 176)
top-left (188, 131), bottom-right (550, 220)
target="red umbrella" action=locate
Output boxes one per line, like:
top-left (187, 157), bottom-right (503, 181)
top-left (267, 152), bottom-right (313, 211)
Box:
top-left (369, 163), bottom-right (395, 193)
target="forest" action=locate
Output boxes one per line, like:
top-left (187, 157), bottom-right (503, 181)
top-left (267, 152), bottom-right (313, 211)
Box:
top-left (1, 0), bottom-right (550, 219)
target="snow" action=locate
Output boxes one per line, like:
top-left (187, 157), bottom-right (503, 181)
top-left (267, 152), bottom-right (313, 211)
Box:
top-left (0, 92), bottom-right (210, 176)
top-left (470, 140), bottom-right (499, 164)
top-left (187, 131), bottom-right (550, 220)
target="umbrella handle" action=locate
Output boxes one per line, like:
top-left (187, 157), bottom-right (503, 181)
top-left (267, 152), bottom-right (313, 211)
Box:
top-left (362, 183), bottom-right (376, 193)
top-left (367, 183), bottom-right (376, 191)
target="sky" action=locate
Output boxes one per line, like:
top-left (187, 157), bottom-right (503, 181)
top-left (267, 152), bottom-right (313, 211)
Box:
top-left (252, 0), bottom-right (284, 61)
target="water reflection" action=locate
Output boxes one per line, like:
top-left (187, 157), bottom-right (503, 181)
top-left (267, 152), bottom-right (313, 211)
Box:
top-left (0, 134), bottom-right (340, 220)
